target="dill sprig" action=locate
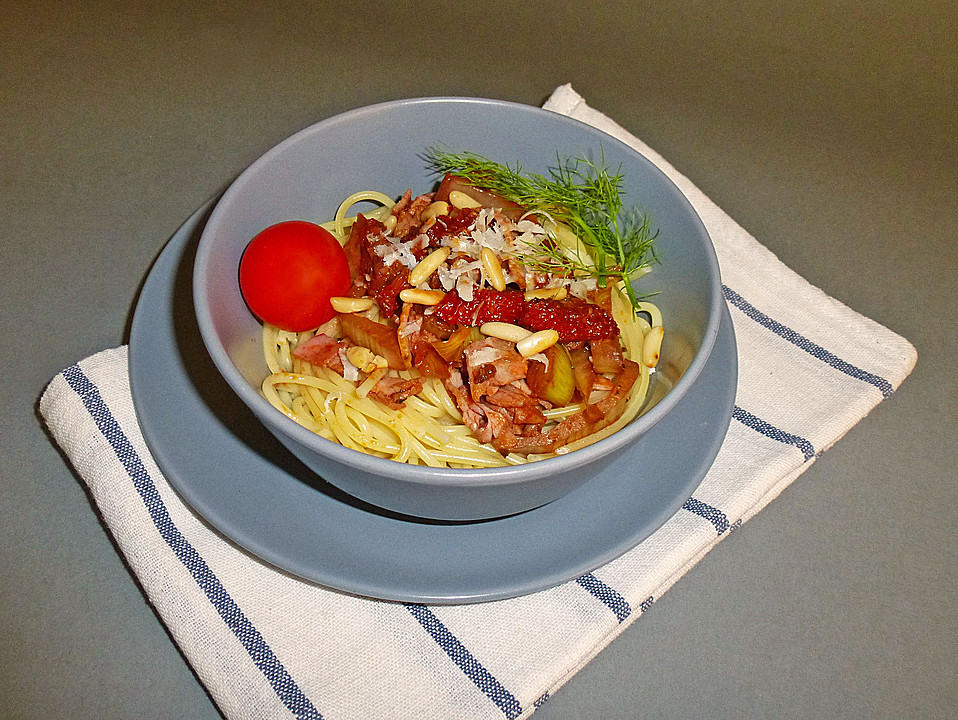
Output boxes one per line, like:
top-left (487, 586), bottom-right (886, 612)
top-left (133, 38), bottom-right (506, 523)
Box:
top-left (424, 148), bottom-right (658, 309)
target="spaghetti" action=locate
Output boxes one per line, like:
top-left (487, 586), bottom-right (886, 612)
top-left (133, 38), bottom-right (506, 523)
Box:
top-left (258, 173), bottom-right (663, 467)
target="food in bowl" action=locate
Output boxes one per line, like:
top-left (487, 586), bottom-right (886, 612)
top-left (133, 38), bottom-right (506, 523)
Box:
top-left (194, 97), bottom-right (721, 520)
top-left (241, 149), bottom-right (666, 467)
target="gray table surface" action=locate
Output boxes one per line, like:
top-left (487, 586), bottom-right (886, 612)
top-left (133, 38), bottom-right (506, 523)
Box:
top-left (3, 2), bottom-right (955, 718)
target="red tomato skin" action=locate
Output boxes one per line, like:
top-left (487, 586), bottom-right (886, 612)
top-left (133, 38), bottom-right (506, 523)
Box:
top-left (239, 221), bottom-right (350, 332)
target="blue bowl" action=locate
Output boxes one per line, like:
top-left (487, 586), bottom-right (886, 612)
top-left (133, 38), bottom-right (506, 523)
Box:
top-left (193, 97), bottom-right (722, 520)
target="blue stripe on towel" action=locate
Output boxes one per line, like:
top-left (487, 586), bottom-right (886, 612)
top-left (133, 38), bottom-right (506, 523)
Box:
top-left (683, 497), bottom-right (730, 535)
top-left (732, 405), bottom-right (817, 460)
top-left (405, 604), bottom-right (523, 719)
top-left (575, 573), bottom-right (632, 622)
top-left (723, 285), bottom-right (894, 397)
top-left (63, 365), bottom-right (323, 720)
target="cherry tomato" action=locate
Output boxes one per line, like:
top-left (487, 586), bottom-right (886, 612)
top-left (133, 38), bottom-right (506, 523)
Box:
top-left (239, 220), bottom-right (350, 332)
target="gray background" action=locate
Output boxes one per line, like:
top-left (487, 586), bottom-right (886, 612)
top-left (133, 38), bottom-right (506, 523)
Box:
top-left (2, 1), bottom-right (955, 718)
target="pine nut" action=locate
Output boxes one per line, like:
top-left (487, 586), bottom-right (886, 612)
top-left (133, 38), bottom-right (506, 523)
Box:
top-left (448, 190), bottom-right (482, 209)
top-left (346, 345), bottom-right (376, 372)
top-left (399, 288), bottom-right (446, 305)
top-left (641, 325), bottom-right (664, 368)
top-left (408, 246), bottom-right (451, 286)
top-left (330, 296), bottom-right (374, 313)
top-left (516, 329), bottom-right (559, 358)
top-left (420, 217), bottom-right (437, 232)
top-left (480, 322), bottom-right (532, 343)
top-left (524, 286), bottom-right (568, 301)
top-left (480, 247), bottom-right (507, 291)
top-left (421, 201), bottom-right (449, 221)
top-left (346, 346), bottom-right (387, 373)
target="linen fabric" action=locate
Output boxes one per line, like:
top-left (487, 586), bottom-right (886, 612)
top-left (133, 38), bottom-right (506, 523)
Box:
top-left (39, 85), bottom-right (917, 720)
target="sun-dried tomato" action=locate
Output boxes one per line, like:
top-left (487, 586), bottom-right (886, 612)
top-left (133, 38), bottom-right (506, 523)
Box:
top-left (518, 298), bottom-right (619, 341)
top-left (425, 207), bottom-right (479, 244)
top-left (432, 289), bottom-right (526, 326)
top-left (368, 265), bottom-right (409, 317)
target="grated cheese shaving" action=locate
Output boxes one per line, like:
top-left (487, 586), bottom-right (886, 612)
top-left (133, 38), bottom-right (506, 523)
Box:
top-left (372, 237), bottom-right (419, 269)
top-left (466, 347), bottom-right (505, 366)
top-left (528, 352), bottom-right (549, 367)
top-left (456, 275), bottom-right (475, 301)
top-left (339, 348), bottom-right (359, 382)
top-left (399, 318), bottom-right (421, 337)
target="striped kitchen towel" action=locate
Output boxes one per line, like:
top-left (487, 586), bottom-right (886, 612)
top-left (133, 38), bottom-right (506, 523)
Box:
top-left (39, 85), bottom-right (916, 720)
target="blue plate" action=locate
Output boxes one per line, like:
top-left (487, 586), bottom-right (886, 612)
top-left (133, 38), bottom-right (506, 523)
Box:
top-left (130, 205), bottom-right (737, 603)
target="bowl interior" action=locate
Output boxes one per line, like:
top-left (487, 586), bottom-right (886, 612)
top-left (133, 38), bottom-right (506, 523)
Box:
top-left (194, 97), bottom-right (722, 482)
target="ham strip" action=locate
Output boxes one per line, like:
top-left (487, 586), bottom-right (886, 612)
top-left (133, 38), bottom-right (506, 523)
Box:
top-left (391, 190), bottom-right (435, 239)
top-left (369, 376), bottom-right (425, 410)
top-left (292, 334), bottom-right (346, 372)
top-left (492, 360), bottom-right (640, 454)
